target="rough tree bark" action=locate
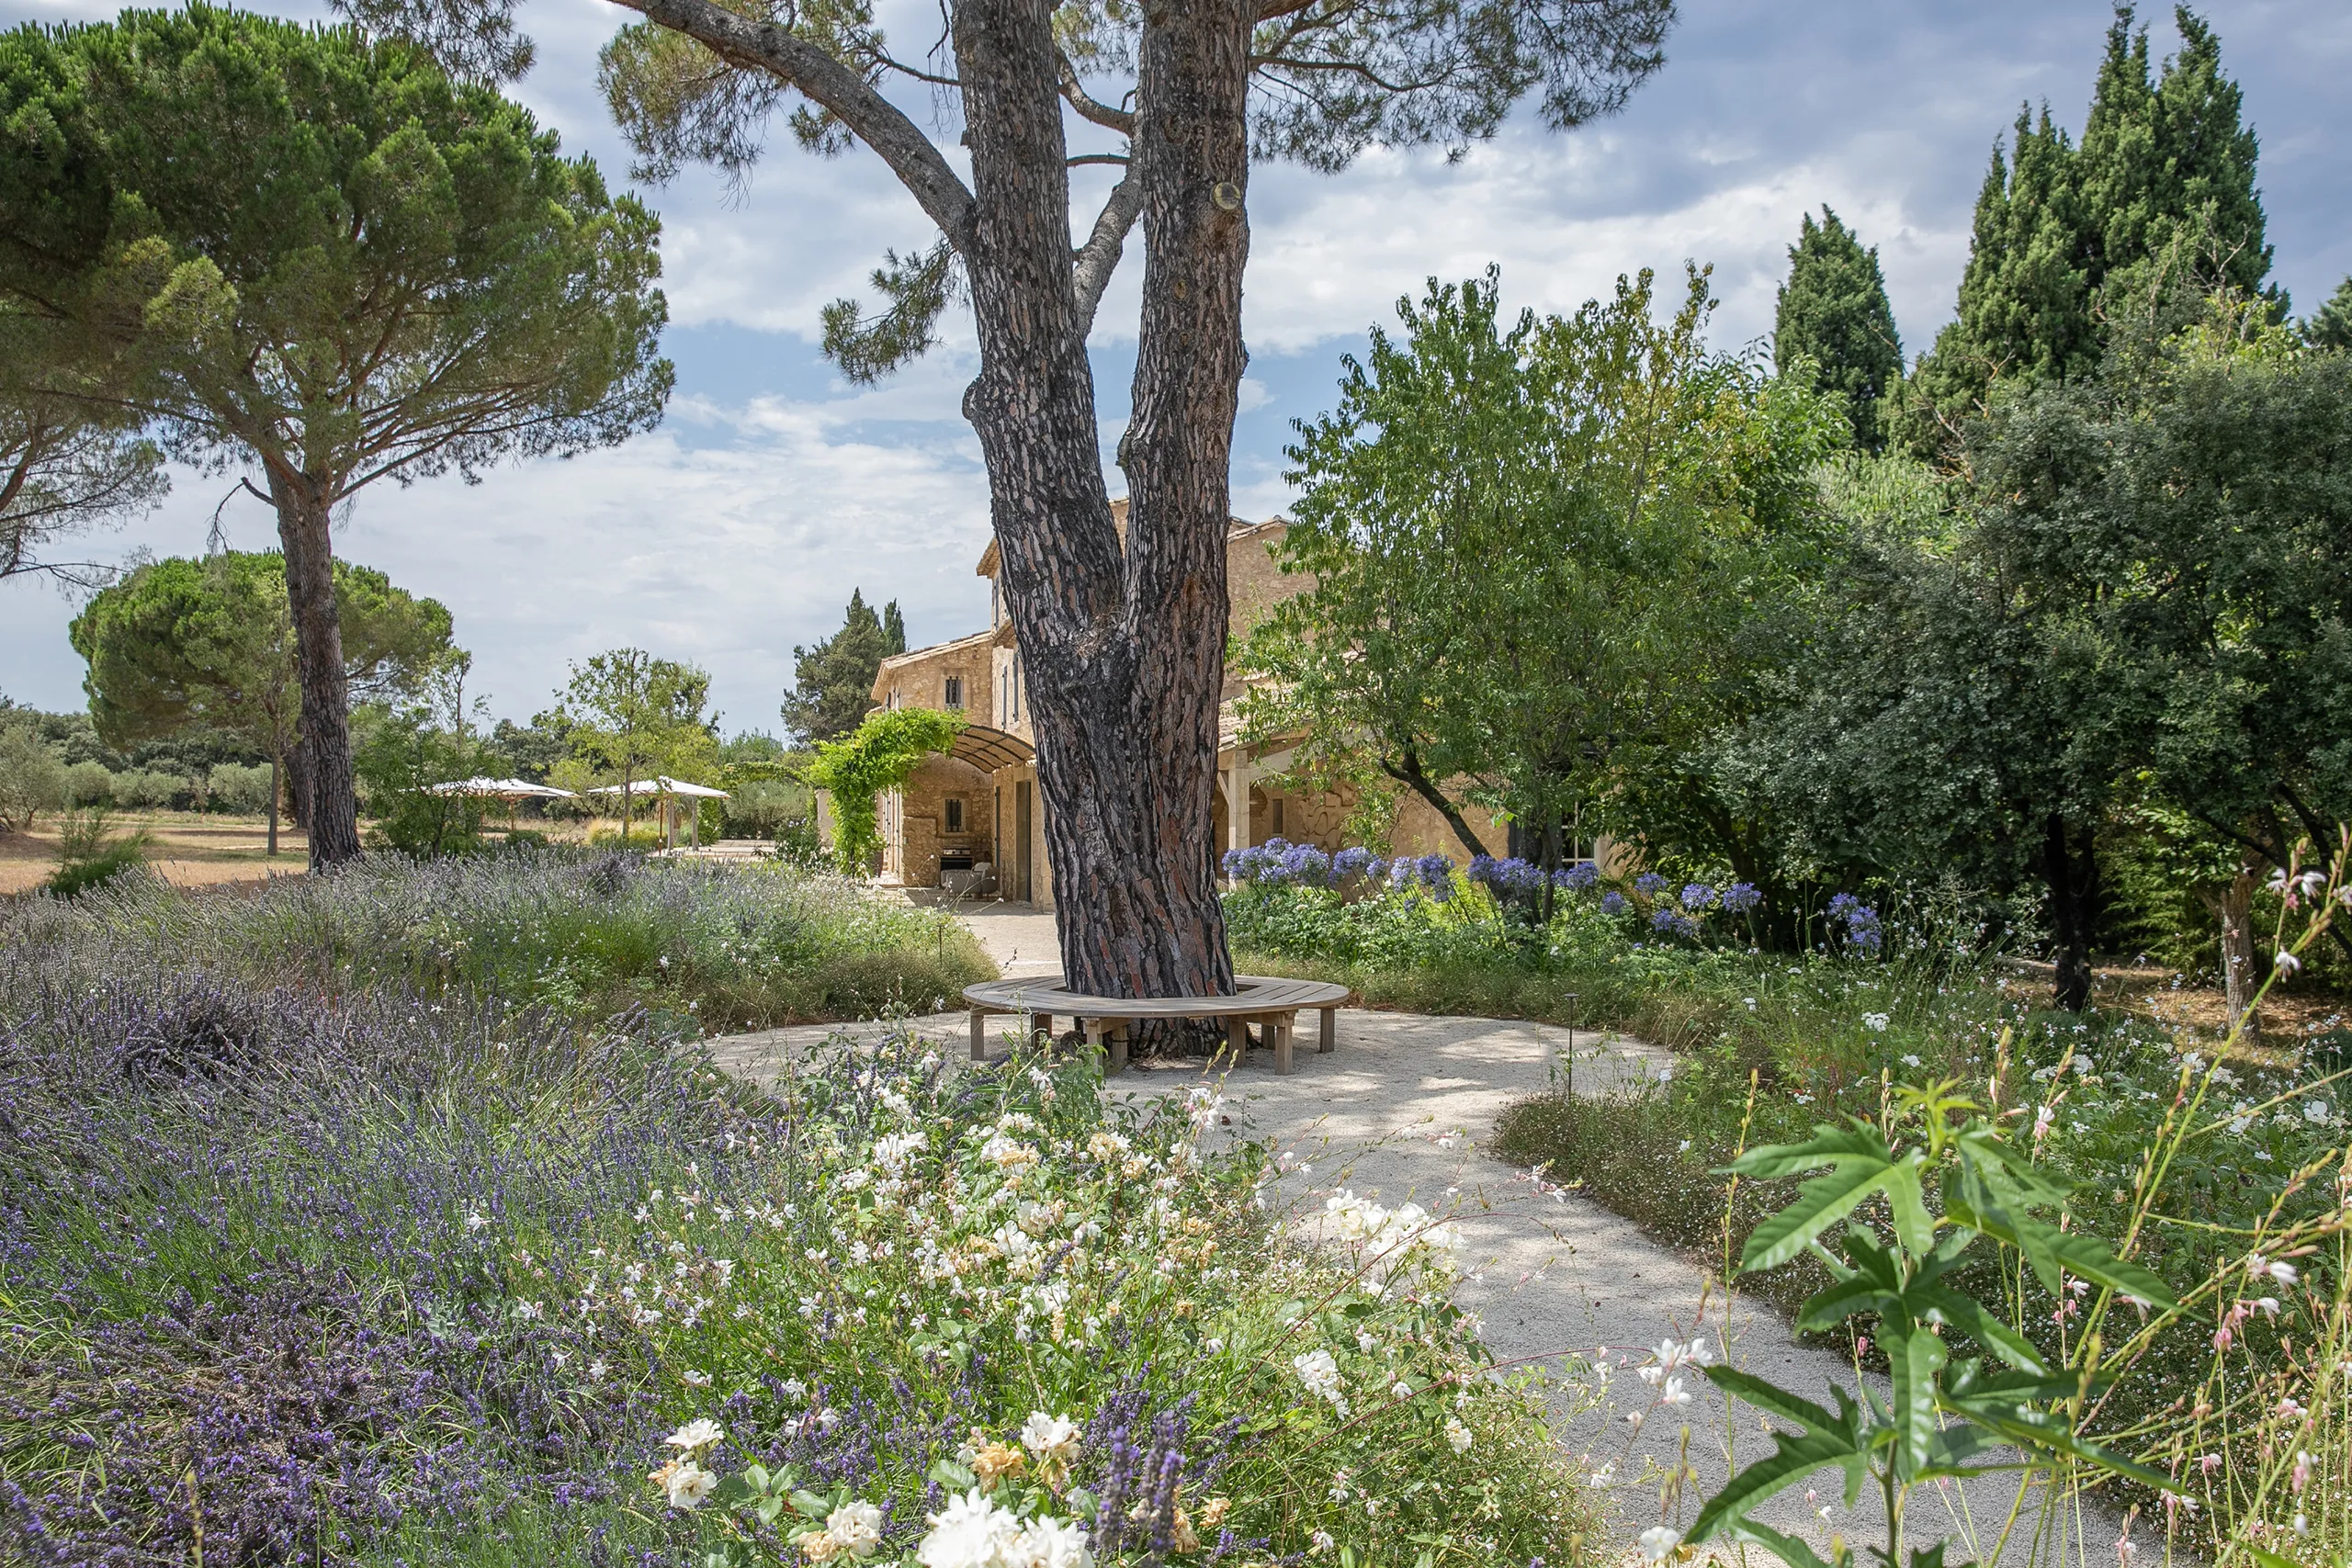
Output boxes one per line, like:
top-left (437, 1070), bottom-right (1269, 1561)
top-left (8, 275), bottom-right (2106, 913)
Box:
top-left (267, 468), bottom-right (363, 868)
top-left (2197, 849), bottom-right (2263, 1043)
top-left (2041, 812), bottom-right (2100, 1012)
top-left (955, 0), bottom-right (1250, 998)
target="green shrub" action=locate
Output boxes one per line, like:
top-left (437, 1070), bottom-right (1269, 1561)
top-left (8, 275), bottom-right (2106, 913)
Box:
top-left (44, 804), bottom-right (153, 898)
top-left (208, 761), bottom-right (277, 816)
top-left (62, 760), bottom-right (115, 807)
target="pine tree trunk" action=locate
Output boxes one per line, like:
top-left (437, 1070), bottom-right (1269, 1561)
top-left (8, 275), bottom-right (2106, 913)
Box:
top-left (286, 737), bottom-right (311, 830)
top-left (266, 750), bottom-right (280, 856)
top-left (268, 469), bottom-right (362, 866)
top-left (954, 0), bottom-right (1251, 999)
top-left (2041, 813), bottom-right (2100, 1011)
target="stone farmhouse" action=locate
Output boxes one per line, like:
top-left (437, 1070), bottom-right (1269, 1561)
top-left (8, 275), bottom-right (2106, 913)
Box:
top-left (867, 502), bottom-right (1505, 908)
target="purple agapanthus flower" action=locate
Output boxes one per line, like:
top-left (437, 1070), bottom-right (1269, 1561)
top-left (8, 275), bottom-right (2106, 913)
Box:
top-left (1600, 891), bottom-right (1628, 916)
top-left (1721, 882), bottom-right (1762, 912)
top-left (1555, 862), bottom-right (1599, 891)
top-left (1652, 908), bottom-right (1700, 939)
top-left (1680, 883), bottom-right (1719, 911)
top-left (1634, 872), bottom-right (1668, 897)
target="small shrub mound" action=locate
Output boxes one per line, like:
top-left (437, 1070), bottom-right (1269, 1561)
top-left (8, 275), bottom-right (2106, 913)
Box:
top-left (0, 933), bottom-right (1599, 1566)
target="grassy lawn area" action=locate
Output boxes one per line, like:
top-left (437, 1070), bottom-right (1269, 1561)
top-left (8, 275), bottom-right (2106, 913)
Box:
top-left (0, 852), bottom-right (1595, 1566)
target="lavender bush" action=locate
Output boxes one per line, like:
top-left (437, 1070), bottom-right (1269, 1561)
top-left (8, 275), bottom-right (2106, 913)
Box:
top-left (6, 848), bottom-right (993, 1032)
top-left (0, 868), bottom-right (1595, 1566)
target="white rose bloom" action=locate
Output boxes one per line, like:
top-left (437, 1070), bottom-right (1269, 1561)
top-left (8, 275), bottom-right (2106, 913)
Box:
top-left (917, 1489), bottom-right (1023, 1568)
top-left (664, 1418), bottom-right (725, 1451)
top-left (664, 1461), bottom-right (717, 1510)
top-left (1013, 1517), bottom-right (1093, 1568)
top-left (1021, 1411), bottom-right (1082, 1459)
top-left (827, 1500), bottom-right (886, 1558)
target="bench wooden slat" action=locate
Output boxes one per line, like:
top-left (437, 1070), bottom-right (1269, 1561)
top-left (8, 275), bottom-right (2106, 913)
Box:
top-left (963, 973), bottom-right (1349, 1076)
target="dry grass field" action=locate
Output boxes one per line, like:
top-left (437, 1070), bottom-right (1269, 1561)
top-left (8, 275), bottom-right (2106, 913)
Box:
top-left (0, 811), bottom-right (310, 895)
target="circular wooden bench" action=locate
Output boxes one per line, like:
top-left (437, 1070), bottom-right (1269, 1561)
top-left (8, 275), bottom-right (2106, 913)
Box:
top-left (961, 974), bottom-right (1352, 1076)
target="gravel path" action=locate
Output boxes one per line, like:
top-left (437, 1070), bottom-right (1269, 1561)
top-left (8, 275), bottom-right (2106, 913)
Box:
top-left (704, 900), bottom-right (2120, 1564)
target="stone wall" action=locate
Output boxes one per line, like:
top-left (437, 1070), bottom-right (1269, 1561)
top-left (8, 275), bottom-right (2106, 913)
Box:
top-left (884, 754), bottom-right (995, 886)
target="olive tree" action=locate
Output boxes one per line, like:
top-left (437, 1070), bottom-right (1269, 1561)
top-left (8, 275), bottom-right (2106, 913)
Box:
top-left (342, 0), bottom-right (1676, 996)
top-left (0, 6), bottom-right (670, 869)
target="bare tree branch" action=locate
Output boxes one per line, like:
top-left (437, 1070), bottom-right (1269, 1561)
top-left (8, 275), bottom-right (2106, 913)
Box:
top-left (609, 0), bottom-right (977, 246)
top-left (1058, 51), bottom-right (1136, 134)
top-left (1071, 172), bottom-right (1145, 343)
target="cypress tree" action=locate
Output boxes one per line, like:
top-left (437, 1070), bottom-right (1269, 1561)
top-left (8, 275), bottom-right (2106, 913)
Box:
top-left (2306, 278), bottom-right (2352, 353)
top-left (1894, 6), bottom-right (2268, 457)
top-left (1774, 207), bottom-right (1903, 450)
top-left (782, 589), bottom-right (906, 744)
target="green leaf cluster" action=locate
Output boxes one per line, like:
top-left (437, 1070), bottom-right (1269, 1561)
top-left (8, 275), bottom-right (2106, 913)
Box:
top-left (1687, 1089), bottom-right (2177, 1568)
top-left (804, 705), bottom-right (963, 874)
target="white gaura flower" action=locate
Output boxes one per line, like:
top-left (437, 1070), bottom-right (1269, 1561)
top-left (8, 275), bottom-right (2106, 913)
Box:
top-left (916, 1488), bottom-right (1023, 1568)
top-left (665, 1460), bottom-right (718, 1510)
top-left (1660, 1376), bottom-right (1692, 1406)
top-left (1444, 1416), bottom-right (1473, 1453)
top-left (1862, 1013), bottom-right (1890, 1033)
top-left (826, 1500), bottom-right (886, 1558)
top-left (681, 1369), bottom-right (713, 1388)
top-left (464, 1211), bottom-right (489, 1232)
top-left (1293, 1348), bottom-right (1348, 1414)
top-left (1639, 1525), bottom-right (1681, 1562)
top-left (665, 1417), bottom-right (725, 1453)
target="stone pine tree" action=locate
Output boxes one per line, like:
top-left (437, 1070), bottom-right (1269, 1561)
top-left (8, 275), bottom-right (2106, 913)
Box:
top-left (1896, 6), bottom-right (2270, 454)
top-left (71, 551), bottom-right (453, 855)
top-left (0, 304), bottom-right (165, 584)
top-left (0, 7), bottom-right (671, 870)
top-left (346, 0), bottom-right (1676, 999)
top-left (1773, 207), bottom-right (1901, 451)
top-left (782, 589), bottom-right (903, 745)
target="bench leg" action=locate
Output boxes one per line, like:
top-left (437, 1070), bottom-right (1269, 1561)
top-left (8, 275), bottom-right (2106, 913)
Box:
top-left (969, 1009), bottom-right (989, 1062)
top-left (1035, 1012), bottom-right (1053, 1048)
top-left (1319, 1005), bottom-right (1337, 1054)
top-left (1273, 1012), bottom-right (1295, 1076)
top-left (1225, 1015), bottom-right (1249, 1065)
top-left (1110, 1022), bottom-right (1129, 1075)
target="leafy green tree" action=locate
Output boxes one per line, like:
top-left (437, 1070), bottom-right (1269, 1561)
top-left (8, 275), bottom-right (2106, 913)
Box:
top-left (0, 714), bottom-right (66, 833)
top-left (547, 648), bottom-right (717, 832)
top-left (0, 6), bottom-right (671, 869)
top-left (1894, 6), bottom-right (2270, 454)
top-left (1774, 207), bottom-right (1902, 450)
top-left (70, 550), bottom-right (452, 854)
top-left (782, 589), bottom-right (902, 745)
top-left (0, 305), bottom-right (164, 584)
top-left (1247, 267), bottom-right (1848, 908)
top-left (2304, 276), bottom-right (2352, 352)
top-left (352, 0), bottom-right (1675, 1001)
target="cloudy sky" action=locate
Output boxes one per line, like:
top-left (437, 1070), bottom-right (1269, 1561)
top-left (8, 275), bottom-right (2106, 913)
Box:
top-left (5, 0), bottom-right (2348, 732)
